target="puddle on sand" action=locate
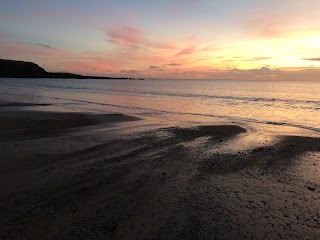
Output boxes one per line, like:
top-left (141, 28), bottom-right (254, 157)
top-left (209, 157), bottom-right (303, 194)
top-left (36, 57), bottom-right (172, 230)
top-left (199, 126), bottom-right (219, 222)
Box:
top-left (206, 132), bottom-right (279, 154)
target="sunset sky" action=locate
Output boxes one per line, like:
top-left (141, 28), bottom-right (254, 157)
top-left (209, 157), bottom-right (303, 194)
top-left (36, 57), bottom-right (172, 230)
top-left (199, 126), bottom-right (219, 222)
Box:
top-left (1, 0), bottom-right (320, 80)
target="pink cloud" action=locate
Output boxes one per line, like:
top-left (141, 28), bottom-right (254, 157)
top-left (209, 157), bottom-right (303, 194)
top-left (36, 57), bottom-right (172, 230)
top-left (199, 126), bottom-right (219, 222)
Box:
top-left (173, 45), bottom-right (211, 57)
top-left (241, 2), bottom-right (320, 39)
top-left (105, 25), bottom-right (178, 51)
top-left (244, 15), bottom-right (297, 38)
top-left (185, 36), bottom-right (202, 46)
top-left (150, 41), bottom-right (177, 50)
top-left (172, 35), bottom-right (213, 57)
top-left (0, 41), bottom-right (121, 75)
top-left (107, 26), bottom-right (143, 46)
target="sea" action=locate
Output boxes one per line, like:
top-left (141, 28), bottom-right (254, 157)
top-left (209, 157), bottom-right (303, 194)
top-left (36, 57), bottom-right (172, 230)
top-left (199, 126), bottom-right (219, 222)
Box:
top-left (0, 78), bottom-right (319, 134)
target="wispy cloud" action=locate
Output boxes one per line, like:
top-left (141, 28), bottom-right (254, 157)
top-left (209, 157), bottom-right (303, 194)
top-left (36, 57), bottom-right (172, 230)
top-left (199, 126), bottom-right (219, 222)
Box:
top-left (149, 65), bottom-right (159, 69)
top-left (254, 57), bottom-right (272, 61)
top-left (35, 43), bottom-right (55, 49)
top-left (242, 57), bottom-right (272, 61)
top-left (302, 57), bottom-right (320, 61)
top-left (174, 48), bottom-right (194, 56)
top-left (0, 41), bottom-right (68, 58)
top-left (120, 69), bottom-right (141, 74)
top-left (167, 63), bottom-right (181, 66)
top-left (175, 66), bottom-right (320, 81)
top-left (244, 15), bottom-right (295, 38)
top-left (149, 65), bottom-right (164, 71)
top-left (241, 1), bottom-right (320, 39)
top-left (172, 36), bottom-right (212, 57)
top-left (106, 25), bottom-right (178, 51)
top-left (107, 26), bottom-right (143, 47)
top-left (149, 41), bottom-right (177, 50)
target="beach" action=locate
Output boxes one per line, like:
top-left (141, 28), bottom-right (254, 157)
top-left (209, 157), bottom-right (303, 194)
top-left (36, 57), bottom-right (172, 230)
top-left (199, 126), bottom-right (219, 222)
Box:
top-left (1, 101), bottom-right (320, 240)
top-left (2, 0), bottom-right (320, 238)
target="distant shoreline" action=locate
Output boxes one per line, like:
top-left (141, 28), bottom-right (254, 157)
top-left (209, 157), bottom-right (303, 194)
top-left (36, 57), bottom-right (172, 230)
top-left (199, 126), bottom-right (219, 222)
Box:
top-left (1, 75), bottom-right (140, 80)
top-left (0, 59), bottom-right (142, 80)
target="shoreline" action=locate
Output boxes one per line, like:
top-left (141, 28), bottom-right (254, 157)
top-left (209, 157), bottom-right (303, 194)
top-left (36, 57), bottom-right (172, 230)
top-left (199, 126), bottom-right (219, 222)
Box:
top-left (1, 104), bottom-right (320, 239)
top-left (0, 84), bottom-right (319, 137)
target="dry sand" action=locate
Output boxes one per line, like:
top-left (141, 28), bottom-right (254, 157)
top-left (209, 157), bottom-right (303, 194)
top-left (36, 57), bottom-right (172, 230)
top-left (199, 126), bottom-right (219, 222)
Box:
top-left (0, 103), bottom-right (320, 239)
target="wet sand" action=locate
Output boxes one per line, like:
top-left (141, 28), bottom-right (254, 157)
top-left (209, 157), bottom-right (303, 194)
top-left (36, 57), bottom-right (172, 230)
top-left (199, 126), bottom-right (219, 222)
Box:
top-left (0, 104), bottom-right (320, 239)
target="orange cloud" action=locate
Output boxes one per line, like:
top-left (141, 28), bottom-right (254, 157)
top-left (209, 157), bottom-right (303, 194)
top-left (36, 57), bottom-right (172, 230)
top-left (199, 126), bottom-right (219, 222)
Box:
top-left (241, 57), bottom-right (272, 62)
top-left (173, 45), bottom-right (211, 57)
top-left (174, 48), bottom-right (194, 56)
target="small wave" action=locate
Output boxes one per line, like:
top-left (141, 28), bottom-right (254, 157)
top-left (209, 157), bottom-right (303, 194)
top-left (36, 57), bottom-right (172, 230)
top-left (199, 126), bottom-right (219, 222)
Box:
top-left (5, 79), bottom-right (319, 107)
top-left (49, 97), bottom-right (320, 133)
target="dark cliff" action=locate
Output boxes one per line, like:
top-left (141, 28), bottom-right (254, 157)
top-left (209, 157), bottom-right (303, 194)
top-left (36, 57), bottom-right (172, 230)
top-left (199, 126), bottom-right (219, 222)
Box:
top-left (0, 59), bottom-right (48, 78)
top-left (0, 59), bottom-right (131, 79)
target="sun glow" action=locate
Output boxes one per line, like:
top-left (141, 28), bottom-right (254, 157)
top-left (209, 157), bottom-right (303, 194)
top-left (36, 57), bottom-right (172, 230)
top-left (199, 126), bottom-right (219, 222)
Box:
top-left (1, 0), bottom-right (320, 79)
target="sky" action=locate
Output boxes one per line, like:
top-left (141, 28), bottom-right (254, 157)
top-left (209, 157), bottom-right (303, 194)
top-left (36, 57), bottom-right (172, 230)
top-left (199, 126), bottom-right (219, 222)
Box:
top-left (1, 0), bottom-right (320, 80)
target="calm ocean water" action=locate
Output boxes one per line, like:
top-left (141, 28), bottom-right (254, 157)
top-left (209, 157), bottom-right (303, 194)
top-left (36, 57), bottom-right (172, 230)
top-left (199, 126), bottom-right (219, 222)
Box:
top-left (1, 78), bottom-right (319, 132)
